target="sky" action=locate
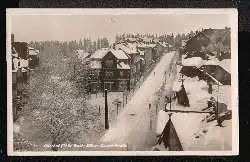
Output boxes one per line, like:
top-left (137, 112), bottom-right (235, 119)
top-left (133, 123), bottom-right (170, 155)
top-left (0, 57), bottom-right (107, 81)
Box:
top-left (10, 13), bottom-right (231, 43)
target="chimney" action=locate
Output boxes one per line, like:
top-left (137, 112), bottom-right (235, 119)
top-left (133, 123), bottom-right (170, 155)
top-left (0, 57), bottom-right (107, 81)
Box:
top-left (11, 33), bottom-right (14, 44)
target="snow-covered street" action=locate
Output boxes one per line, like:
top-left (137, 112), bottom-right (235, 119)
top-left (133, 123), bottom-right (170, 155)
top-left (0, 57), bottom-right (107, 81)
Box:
top-left (100, 51), bottom-right (177, 150)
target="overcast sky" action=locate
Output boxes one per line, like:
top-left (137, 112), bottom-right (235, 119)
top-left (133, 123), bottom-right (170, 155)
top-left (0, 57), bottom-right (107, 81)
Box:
top-left (10, 13), bottom-right (231, 43)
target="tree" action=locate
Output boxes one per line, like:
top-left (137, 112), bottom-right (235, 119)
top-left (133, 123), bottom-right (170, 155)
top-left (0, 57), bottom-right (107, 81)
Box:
top-left (21, 45), bottom-right (88, 151)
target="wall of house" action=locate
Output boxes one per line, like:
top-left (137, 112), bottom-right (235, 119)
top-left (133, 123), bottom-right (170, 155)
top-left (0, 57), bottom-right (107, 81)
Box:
top-left (13, 42), bottom-right (29, 59)
top-left (89, 52), bottom-right (130, 93)
top-left (144, 47), bottom-right (153, 69)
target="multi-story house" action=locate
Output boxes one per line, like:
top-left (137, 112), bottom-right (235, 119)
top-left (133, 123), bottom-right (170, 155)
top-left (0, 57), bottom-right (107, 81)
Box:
top-left (114, 42), bottom-right (142, 87)
top-left (88, 48), bottom-right (130, 93)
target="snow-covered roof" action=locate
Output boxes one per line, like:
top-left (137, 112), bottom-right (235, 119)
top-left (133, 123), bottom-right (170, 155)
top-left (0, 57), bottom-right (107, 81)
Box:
top-left (117, 61), bottom-right (130, 69)
top-left (153, 38), bottom-right (160, 43)
top-left (115, 43), bottom-right (138, 55)
top-left (182, 57), bottom-right (204, 68)
top-left (138, 49), bottom-right (145, 56)
top-left (28, 47), bottom-right (35, 50)
top-left (90, 48), bottom-right (128, 60)
top-left (218, 59), bottom-right (231, 73)
top-left (90, 49), bottom-right (109, 59)
top-left (90, 60), bottom-right (102, 69)
top-left (143, 37), bottom-right (152, 43)
top-left (148, 44), bottom-right (157, 48)
top-left (158, 42), bottom-right (169, 48)
top-left (137, 42), bottom-right (155, 48)
top-left (29, 50), bottom-right (38, 56)
top-left (203, 59), bottom-right (219, 66)
top-left (110, 49), bottom-right (129, 60)
top-left (76, 49), bottom-right (89, 60)
top-left (126, 38), bottom-right (136, 42)
top-left (28, 47), bottom-right (39, 56)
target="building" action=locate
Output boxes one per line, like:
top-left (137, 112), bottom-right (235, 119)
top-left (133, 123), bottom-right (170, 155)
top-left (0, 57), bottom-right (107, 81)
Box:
top-left (88, 48), bottom-right (130, 93)
top-left (28, 46), bottom-right (39, 69)
top-left (137, 45), bottom-right (154, 70)
top-left (114, 42), bottom-right (143, 86)
top-left (183, 28), bottom-right (231, 60)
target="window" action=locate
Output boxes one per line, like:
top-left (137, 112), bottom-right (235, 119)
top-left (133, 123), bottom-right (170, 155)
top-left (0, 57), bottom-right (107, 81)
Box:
top-left (106, 71), bottom-right (113, 78)
top-left (105, 59), bottom-right (114, 68)
top-left (120, 71), bottom-right (124, 77)
top-left (119, 81), bottom-right (127, 91)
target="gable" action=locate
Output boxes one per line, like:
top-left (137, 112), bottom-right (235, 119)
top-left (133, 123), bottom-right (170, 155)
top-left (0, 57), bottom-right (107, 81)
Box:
top-left (103, 51), bottom-right (117, 61)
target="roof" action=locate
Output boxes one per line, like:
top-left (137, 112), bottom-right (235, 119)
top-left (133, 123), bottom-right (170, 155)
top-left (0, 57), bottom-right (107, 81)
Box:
top-left (76, 49), bottom-right (89, 60)
top-left (28, 47), bottom-right (35, 50)
top-left (143, 37), bottom-right (152, 43)
top-left (90, 48), bottom-right (128, 60)
top-left (153, 38), bottom-right (160, 43)
top-left (199, 65), bottom-right (231, 85)
top-left (158, 42), bottom-right (169, 48)
top-left (29, 49), bottom-right (39, 55)
top-left (90, 60), bottom-right (102, 69)
top-left (137, 42), bottom-right (156, 48)
top-left (126, 38), bottom-right (136, 42)
top-left (117, 61), bottom-right (130, 69)
top-left (109, 49), bottom-right (129, 60)
top-left (203, 59), bottom-right (219, 66)
top-left (90, 49), bottom-right (109, 59)
top-left (148, 44), bottom-right (157, 48)
top-left (218, 59), bottom-right (231, 73)
top-left (156, 111), bottom-right (183, 151)
top-left (182, 57), bottom-right (204, 67)
top-left (138, 49), bottom-right (145, 56)
top-left (115, 43), bottom-right (138, 55)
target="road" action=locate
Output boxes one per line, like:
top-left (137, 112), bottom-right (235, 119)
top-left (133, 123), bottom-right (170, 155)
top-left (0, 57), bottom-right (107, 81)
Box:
top-left (100, 51), bottom-right (177, 150)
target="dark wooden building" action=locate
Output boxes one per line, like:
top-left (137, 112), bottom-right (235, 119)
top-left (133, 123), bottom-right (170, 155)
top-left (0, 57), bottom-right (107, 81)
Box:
top-left (88, 49), bottom-right (131, 93)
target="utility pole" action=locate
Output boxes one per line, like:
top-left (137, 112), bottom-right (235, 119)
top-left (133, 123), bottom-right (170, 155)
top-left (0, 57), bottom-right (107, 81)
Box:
top-left (104, 89), bottom-right (109, 129)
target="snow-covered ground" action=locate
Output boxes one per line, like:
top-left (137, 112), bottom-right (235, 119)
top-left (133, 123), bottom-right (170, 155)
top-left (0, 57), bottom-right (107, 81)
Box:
top-left (100, 51), bottom-right (177, 150)
top-left (155, 63), bottom-right (232, 151)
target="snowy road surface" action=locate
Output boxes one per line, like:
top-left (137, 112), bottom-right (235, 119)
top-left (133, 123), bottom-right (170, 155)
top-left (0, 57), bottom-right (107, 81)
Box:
top-left (100, 51), bottom-right (176, 150)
